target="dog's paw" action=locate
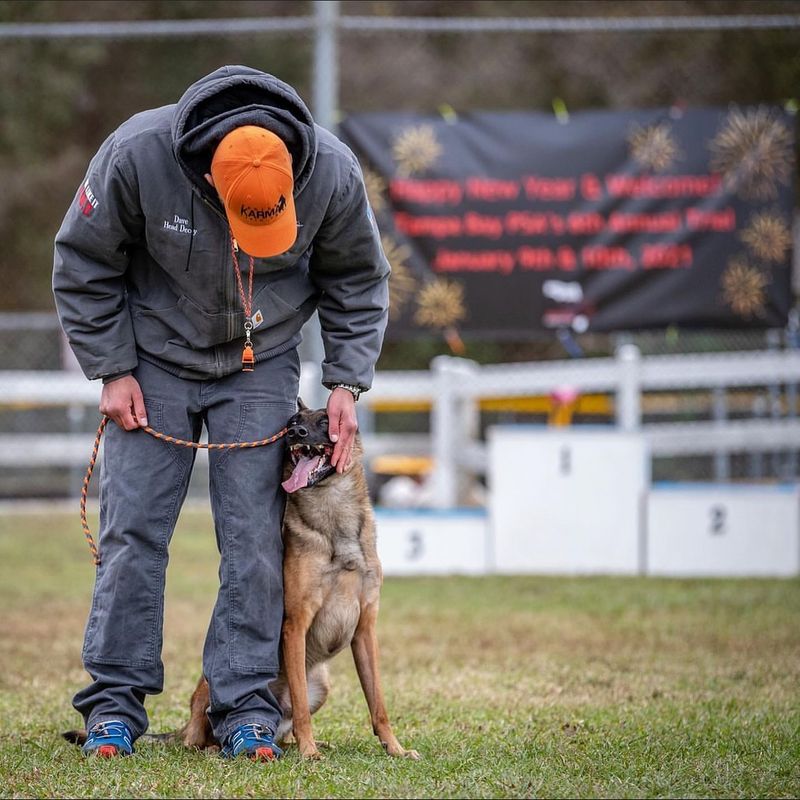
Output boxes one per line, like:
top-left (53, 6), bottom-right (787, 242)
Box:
top-left (299, 742), bottom-right (323, 760)
top-left (383, 741), bottom-right (421, 760)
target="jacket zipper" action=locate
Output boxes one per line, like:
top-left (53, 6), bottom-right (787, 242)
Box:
top-left (198, 192), bottom-right (235, 311)
top-left (229, 236), bottom-right (240, 342)
top-left (198, 190), bottom-right (238, 370)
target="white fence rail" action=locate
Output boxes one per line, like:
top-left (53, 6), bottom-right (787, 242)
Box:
top-left (415, 347), bottom-right (800, 505)
top-left (2, 344), bottom-right (800, 504)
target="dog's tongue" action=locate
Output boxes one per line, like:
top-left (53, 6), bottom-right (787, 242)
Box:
top-left (282, 454), bottom-right (322, 493)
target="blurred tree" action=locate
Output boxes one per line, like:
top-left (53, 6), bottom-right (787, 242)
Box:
top-left (0, 0), bottom-right (312, 310)
top-left (0, 0), bottom-right (798, 315)
top-left (338, 0), bottom-right (800, 112)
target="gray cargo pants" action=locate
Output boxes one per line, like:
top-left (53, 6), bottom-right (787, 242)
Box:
top-left (73, 350), bottom-right (299, 743)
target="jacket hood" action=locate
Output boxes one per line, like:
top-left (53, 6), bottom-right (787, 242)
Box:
top-left (171, 65), bottom-right (317, 201)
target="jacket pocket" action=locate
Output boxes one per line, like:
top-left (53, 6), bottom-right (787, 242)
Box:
top-left (249, 283), bottom-right (308, 328)
top-left (250, 262), bottom-right (318, 329)
top-left (133, 296), bottom-right (237, 349)
top-left (176, 295), bottom-right (237, 344)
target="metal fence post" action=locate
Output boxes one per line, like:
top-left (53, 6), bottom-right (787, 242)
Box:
top-left (749, 394), bottom-right (767, 479)
top-left (712, 387), bottom-right (730, 482)
top-left (785, 310), bottom-right (799, 479)
top-left (299, 0), bottom-right (340, 409)
top-left (616, 343), bottom-right (642, 431)
top-left (767, 328), bottom-right (782, 477)
top-left (312, 0), bottom-right (338, 131)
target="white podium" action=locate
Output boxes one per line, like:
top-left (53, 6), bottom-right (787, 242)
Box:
top-left (647, 484), bottom-right (800, 577)
top-left (488, 426), bottom-right (649, 574)
top-left (375, 509), bottom-right (489, 576)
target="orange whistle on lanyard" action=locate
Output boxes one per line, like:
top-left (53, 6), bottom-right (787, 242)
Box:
top-left (242, 343), bottom-right (255, 372)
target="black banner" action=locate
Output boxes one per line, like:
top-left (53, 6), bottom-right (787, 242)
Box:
top-left (340, 107), bottom-right (796, 338)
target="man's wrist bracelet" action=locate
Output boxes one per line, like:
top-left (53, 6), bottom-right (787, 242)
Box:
top-left (331, 383), bottom-right (361, 401)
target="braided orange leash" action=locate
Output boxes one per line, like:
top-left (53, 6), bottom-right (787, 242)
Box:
top-left (80, 415), bottom-right (288, 566)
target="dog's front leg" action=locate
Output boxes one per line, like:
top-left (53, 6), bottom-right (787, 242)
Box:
top-left (282, 546), bottom-right (326, 760)
top-left (282, 611), bottom-right (320, 759)
top-left (351, 603), bottom-right (420, 759)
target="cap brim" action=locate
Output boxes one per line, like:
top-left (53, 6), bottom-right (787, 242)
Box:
top-left (227, 190), bottom-right (297, 259)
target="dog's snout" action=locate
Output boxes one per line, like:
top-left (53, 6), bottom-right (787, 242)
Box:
top-left (289, 424), bottom-right (309, 439)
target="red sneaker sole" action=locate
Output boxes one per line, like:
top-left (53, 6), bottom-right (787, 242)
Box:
top-left (250, 746), bottom-right (275, 761)
top-left (96, 745), bottom-right (119, 757)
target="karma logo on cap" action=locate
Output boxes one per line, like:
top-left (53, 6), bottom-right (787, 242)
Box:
top-left (211, 126), bottom-right (297, 258)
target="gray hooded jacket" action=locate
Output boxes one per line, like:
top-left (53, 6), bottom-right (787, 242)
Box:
top-left (53, 66), bottom-right (389, 388)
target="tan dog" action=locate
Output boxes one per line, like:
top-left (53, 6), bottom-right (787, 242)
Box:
top-left (178, 401), bottom-right (418, 759)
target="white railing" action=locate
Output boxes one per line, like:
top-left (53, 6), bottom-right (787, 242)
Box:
top-left (2, 344), bottom-right (800, 505)
top-left (369, 346), bottom-right (800, 506)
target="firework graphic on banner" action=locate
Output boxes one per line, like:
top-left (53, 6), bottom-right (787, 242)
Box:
top-left (414, 278), bottom-right (467, 353)
top-left (414, 278), bottom-right (466, 328)
top-left (709, 107), bottom-right (794, 200)
top-left (392, 124), bottom-right (442, 176)
top-left (362, 166), bottom-right (388, 215)
top-left (740, 211), bottom-right (793, 263)
top-left (720, 258), bottom-right (770, 319)
top-left (628, 123), bottom-right (682, 172)
top-left (381, 235), bottom-right (417, 321)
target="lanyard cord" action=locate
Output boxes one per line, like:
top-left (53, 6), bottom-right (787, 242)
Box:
top-left (229, 233), bottom-right (257, 371)
top-left (230, 233), bottom-right (255, 319)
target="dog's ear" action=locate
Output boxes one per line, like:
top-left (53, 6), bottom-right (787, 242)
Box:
top-left (297, 397), bottom-right (309, 411)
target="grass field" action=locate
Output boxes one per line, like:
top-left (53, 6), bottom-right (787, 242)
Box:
top-left (0, 507), bottom-right (798, 799)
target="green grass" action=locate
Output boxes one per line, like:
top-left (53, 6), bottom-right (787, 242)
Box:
top-left (0, 508), bottom-right (799, 798)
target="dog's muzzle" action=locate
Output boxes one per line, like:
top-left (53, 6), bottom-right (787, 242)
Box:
top-left (281, 430), bottom-right (336, 493)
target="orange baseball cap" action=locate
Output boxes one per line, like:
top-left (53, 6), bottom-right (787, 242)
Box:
top-left (210, 126), bottom-right (297, 258)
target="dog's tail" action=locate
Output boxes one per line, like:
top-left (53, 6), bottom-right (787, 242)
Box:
top-left (62, 729), bottom-right (87, 746)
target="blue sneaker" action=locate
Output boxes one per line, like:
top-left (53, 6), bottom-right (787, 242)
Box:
top-left (82, 719), bottom-right (134, 757)
top-left (220, 723), bottom-right (283, 761)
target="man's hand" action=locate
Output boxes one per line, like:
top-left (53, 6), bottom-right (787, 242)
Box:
top-left (99, 375), bottom-right (148, 431)
top-left (327, 387), bottom-right (358, 474)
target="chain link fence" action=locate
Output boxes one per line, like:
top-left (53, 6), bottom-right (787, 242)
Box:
top-left (1, 1), bottom-right (799, 498)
